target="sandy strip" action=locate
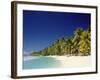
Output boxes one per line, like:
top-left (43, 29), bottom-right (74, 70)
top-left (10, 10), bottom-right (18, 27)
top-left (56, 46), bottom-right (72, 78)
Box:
top-left (54, 56), bottom-right (91, 68)
top-left (24, 56), bottom-right (91, 68)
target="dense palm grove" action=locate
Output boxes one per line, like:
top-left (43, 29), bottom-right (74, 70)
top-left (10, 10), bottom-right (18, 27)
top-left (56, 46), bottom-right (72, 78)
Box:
top-left (30, 27), bottom-right (91, 56)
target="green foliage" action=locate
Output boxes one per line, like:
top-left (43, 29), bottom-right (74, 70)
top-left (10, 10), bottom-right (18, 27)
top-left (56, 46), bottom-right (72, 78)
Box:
top-left (30, 27), bottom-right (91, 56)
top-left (30, 51), bottom-right (42, 56)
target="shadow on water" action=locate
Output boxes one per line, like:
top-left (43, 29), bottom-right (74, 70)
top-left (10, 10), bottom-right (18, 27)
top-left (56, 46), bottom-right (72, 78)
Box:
top-left (23, 56), bottom-right (61, 69)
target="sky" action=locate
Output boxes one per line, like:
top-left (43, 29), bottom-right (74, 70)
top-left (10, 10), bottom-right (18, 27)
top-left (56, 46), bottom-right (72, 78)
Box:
top-left (23, 10), bottom-right (91, 55)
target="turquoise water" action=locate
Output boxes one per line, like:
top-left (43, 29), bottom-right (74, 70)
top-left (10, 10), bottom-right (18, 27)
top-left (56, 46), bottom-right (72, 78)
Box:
top-left (23, 56), bottom-right (61, 69)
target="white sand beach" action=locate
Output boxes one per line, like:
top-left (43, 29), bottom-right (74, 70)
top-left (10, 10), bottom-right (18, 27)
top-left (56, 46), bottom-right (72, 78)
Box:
top-left (51, 56), bottom-right (91, 68)
top-left (24, 56), bottom-right (91, 68)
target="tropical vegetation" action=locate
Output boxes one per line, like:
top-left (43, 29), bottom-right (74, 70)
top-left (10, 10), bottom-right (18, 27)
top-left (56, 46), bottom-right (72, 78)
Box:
top-left (30, 27), bottom-right (91, 56)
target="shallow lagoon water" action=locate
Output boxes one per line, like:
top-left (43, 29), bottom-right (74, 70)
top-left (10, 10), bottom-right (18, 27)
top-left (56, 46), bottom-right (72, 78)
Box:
top-left (23, 56), bottom-right (61, 69)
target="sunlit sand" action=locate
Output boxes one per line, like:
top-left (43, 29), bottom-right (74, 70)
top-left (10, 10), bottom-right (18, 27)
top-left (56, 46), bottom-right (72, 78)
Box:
top-left (24, 55), bottom-right (91, 68)
top-left (51, 56), bottom-right (91, 68)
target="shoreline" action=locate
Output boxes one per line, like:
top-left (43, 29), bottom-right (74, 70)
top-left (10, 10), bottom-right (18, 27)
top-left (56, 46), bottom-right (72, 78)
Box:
top-left (23, 56), bottom-right (91, 68)
top-left (24, 55), bottom-right (91, 60)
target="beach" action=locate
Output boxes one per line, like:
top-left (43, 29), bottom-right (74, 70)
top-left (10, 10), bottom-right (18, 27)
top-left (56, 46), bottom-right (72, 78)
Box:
top-left (24, 56), bottom-right (91, 68)
top-left (51, 56), bottom-right (91, 68)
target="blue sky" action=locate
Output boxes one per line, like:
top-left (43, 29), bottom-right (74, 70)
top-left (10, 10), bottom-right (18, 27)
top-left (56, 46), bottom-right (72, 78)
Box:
top-left (23, 10), bottom-right (90, 54)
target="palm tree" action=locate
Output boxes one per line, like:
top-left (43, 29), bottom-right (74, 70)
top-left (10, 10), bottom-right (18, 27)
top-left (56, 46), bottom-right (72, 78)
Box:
top-left (65, 38), bottom-right (73, 55)
top-left (72, 28), bottom-right (83, 55)
top-left (79, 31), bottom-right (90, 55)
top-left (59, 37), bottom-right (66, 55)
top-left (87, 27), bottom-right (91, 54)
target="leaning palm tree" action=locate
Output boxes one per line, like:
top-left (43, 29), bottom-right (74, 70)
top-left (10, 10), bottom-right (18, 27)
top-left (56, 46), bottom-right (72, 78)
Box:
top-left (72, 28), bottom-right (84, 55)
top-left (79, 31), bottom-right (90, 56)
top-left (54, 37), bottom-right (66, 55)
top-left (65, 38), bottom-right (73, 55)
top-left (87, 27), bottom-right (91, 54)
top-left (59, 37), bottom-right (66, 55)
